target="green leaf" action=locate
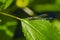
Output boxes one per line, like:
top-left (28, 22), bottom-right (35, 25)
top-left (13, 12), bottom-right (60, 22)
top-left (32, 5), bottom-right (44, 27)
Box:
top-left (0, 0), bottom-right (13, 11)
top-left (0, 14), bottom-right (17, 40)
top-left (0, 0), bottom-right (7, 3)
top-left (28, 0), bottom-right (60, 12)
top-left (21, 19), bottom-right (60, 40)
top-left (4, 0), bottom-right (13, 9)
top-left (52, 19), bottom-right (60, 34)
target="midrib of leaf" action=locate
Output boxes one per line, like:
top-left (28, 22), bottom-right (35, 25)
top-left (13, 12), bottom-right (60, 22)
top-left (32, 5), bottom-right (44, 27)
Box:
top-left (22, 21), bottom-right (35, 40)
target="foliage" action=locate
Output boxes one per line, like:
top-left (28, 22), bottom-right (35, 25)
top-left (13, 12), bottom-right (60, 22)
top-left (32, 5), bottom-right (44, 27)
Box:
top-left (0, 14), bottom-right (17, 40)
top-left (0, 0), bottom-right (60, 40)
top-left (0, 0), bottom-right (13, 11)
top-left (21, 19), bottom-right (60, 40)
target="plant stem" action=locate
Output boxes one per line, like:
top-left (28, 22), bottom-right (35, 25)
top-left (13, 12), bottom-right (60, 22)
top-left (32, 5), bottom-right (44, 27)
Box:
top-left (23, 7), bottom-right (36, 16)
top-left (0, 12), bottom-right (21, 20)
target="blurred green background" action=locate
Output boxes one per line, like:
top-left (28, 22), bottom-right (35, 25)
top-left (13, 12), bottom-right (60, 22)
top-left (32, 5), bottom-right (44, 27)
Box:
top-left (0, 0), bottom-right (60, 40)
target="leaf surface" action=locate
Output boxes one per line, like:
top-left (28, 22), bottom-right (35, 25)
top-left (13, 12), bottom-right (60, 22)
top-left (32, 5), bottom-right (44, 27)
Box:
top-left (0, 0), bottom-right (13, 11)
top-left (21, 19), bottom-right (60, 40)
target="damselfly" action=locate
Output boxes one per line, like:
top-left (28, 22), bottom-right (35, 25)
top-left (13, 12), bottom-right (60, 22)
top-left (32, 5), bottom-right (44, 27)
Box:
top-left (27, 14), bottom-right (52, 20)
